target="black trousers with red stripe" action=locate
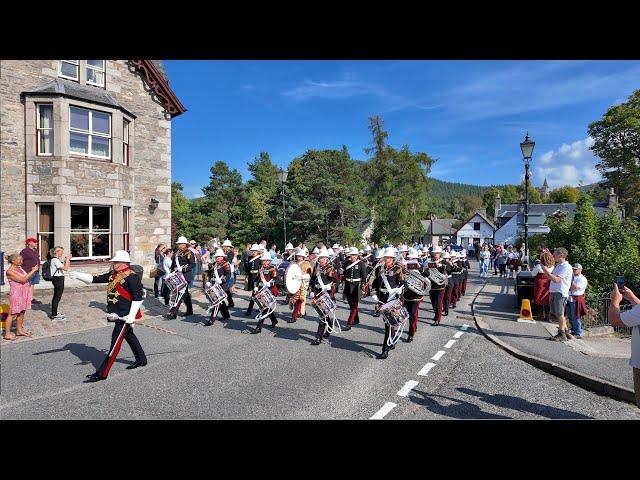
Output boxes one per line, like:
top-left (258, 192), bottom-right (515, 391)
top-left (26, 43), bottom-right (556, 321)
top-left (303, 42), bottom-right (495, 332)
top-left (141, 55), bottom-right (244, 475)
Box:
top-left (344, 285), bottom-right (361, 325)
top-left (429, 288), bottom-right (445, 323)
top-left (404, 299), bottom-right (421, 337)
top-left (96, 321), bottom-right (146, 378)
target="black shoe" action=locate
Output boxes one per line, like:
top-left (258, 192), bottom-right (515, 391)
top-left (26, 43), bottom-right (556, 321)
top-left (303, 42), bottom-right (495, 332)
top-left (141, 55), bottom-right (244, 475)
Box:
top-left (343, 325), bottom-right (352, 331)
top-left (221, 315), bottom-right (230, 320)
top-left (406, 336), bottom-right (414, 343)
top-left (126, 361), bottom-right (147, 370)
top-left (323, 331), bottom-right (330, 338)
top-left (287, 318), bottom-right (297, 323)
top-left (269, 319), bottom-right (278, 328)
top-left (443, 311), bottom-right (449, 316)
top-left (250, 327), bottom-right (262, 334)
top-left (354, 319), bottom-right (360, 325)
top-left (180, 311), bottom-right (193, 317)
top-left (390, 343), bottom-right (395, 350)
top-left (228, 302), bottom-right (235, 308)
top-left (84, 373), bottom-right (103, 383)
top-left (244, 310), bottom-right (252, 317)
top-left (311, 338), bottom-right (321, 346)
top-left (451, 304), bottom-right (456, 309)
top-left (167, 314), bottom-right (177, 320)
top-left (377, 350), bottom-right (389, 359)
top-left (432, 320), bottom-right (439, 326)
top-left (204, 319), bottom-right (214, 326)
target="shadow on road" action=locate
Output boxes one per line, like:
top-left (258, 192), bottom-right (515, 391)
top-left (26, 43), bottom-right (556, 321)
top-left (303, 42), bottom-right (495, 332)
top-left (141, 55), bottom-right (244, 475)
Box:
top-left (32, 343), bottom-right (128, 369)
top-left (408, 390), bottom-right (513, 419)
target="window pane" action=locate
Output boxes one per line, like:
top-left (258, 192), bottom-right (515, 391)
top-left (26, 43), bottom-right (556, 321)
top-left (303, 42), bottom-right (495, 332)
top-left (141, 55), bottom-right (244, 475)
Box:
top-left (39, 205), bottom-right (54, 232)
top-left (92, 206), bottom-right (111, 231)
top-left (38, 105), bottom-right (53, 128)
top-left (70, 233), bottom-right (90, 257)
top-left (70, 132), bottom-right (89, 155)
top-left (92, 111), bottom-right (110, 134)
top-left (123, 120), bottom-right (129, 143)
top-left (39, 234), bottom-right (54, 261)
top-left (92, 234), bottom-right (110, 257)
top-left (70, 107), bottom-right (89, 131)
top-left (87, 60), bottom-right (104, 69)
top-left (91, 136), bottom-right (110, 157)
top-left (60, 62), bottom-right (78, 78)
top-left (70, 205), bottom-right (90, 230)
top-left (87, 69), bottom-right (104, 86)
top-left (39, 130), bottom-right (53, 154)
top-left (123, 207), bottom-right (129, 233)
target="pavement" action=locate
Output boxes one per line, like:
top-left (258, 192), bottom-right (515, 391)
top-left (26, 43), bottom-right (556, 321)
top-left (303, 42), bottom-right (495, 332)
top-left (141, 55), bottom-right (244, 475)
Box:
top-left (471, 273), bottom-right (636, 403)
top-left (1, 269), bottom-right (638, 419)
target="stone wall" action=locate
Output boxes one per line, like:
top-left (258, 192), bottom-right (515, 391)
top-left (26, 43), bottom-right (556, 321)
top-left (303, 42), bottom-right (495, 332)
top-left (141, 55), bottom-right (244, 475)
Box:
top-left (1, 60), bottom-right (173, 287)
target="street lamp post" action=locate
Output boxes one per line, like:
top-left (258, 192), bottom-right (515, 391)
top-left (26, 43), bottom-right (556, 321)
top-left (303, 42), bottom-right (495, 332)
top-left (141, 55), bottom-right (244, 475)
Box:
top-left (277, 167), bottom-right (288, 251)
top-left (409, 203), bottom-right (416, 244)
top-left (520, 132), bottom-right (535, 268)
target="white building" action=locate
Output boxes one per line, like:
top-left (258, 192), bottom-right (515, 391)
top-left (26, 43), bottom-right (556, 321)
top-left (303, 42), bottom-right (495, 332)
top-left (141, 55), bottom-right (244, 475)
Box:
top-left (453, 209), bottom-right (495, 247)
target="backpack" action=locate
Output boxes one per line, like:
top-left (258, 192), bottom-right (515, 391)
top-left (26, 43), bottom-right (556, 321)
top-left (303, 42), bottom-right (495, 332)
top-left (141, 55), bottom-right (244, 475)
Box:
top-left (41, 259), bottom-right (58, 281)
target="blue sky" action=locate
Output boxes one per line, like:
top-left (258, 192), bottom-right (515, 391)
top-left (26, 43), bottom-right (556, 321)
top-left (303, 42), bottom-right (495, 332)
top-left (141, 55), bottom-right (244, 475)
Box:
top-left (164, 60), bottom-right (640, 199)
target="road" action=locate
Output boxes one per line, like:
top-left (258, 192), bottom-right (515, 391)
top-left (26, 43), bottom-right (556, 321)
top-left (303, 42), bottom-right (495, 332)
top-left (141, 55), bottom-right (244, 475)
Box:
top-left (1, 272), bottom-right (638, 420)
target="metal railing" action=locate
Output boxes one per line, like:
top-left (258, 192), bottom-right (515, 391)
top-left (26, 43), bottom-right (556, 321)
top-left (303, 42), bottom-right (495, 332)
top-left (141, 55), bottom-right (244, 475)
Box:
top-left (584, 291), bottom-right (633, 337)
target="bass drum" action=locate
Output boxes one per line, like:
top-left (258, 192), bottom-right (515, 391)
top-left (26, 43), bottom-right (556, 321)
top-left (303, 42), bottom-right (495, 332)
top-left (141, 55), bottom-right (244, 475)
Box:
top-left (284, 262), bottom-right (302, 294)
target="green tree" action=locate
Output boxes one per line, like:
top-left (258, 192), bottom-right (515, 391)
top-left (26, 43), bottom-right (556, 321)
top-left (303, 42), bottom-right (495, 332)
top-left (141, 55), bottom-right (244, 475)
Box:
top-left (588, 89), bottom-right (640, 218)
top-left (547, 185), bottom-right (581, 204)
top-left (171, 181), bottom-right (194, 241)
top-left (518, 178), bottom-right (542, 204)
top-left (567, 194), bottom-right (599, 274)
top-left (482, 187), bottom-right (502, 219)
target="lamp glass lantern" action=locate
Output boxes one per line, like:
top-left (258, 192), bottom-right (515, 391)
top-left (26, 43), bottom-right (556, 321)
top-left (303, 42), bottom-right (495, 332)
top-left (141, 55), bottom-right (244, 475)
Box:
top-left (520, 132), bottom-right (535, 160)
top-left (277, 168), bottom-right (288, 183)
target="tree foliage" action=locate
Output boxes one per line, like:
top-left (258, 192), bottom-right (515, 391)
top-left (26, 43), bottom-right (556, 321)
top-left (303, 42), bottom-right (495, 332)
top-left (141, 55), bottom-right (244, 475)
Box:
top-left (547, 185), bottom-right (581, 204)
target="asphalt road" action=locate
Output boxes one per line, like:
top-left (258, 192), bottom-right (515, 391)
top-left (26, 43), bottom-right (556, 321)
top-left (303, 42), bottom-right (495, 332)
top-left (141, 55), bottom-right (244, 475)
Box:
top-left (2, 272), bottom-right (638, 420)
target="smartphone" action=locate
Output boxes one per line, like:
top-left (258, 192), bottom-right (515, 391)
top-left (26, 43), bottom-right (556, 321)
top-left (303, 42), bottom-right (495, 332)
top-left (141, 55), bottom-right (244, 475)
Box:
top-left (616, 275), bottom-right (625, 291)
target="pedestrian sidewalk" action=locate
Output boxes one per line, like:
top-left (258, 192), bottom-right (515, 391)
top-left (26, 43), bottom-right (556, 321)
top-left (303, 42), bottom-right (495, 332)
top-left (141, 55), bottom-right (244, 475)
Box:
top-left (472, 274), bottom-right (635, 402)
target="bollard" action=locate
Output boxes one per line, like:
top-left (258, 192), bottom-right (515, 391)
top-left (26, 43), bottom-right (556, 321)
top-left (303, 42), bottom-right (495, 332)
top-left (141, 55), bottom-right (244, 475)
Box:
top-left (517, 298), bottom-right (536, 323)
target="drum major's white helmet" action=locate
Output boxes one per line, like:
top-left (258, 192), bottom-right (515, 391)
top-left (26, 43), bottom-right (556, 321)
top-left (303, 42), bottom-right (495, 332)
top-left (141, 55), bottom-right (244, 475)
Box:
top-left (110, 250), bottom-right (131, 263)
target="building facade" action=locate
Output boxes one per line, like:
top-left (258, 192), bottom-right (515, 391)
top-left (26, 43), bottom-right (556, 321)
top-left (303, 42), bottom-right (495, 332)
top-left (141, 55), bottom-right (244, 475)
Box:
top-left (453, 209), bottom-right (495, 247)
top-left (420, 215), bottom-right (457, 246)
top-left (1, 60), bottom-right (185, 274)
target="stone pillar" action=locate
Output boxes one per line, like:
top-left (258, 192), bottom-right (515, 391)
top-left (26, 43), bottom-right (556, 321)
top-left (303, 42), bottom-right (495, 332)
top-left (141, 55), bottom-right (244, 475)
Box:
top-left (55, 202), bottom-right (71, 254)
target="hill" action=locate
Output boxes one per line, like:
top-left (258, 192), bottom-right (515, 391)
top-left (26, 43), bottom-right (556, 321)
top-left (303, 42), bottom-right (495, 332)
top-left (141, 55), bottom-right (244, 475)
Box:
top-left (426, 178), bottom-right (503, 218)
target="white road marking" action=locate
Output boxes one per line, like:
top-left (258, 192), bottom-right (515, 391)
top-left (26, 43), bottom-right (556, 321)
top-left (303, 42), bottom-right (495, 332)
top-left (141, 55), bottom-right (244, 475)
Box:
top-left (444, 339), bottom-right (456, 349)
top-left (417, 363), bottom-right (436, 376)
top-left (397, 380), bottom-right (420, 397)
top-left (461, 324), bottom-right (469, 331)
top-left (370, 402), bottom-right (397, 419)
top-left (453, 331), bottom-right (464, 339)
top-left (432, 350), bottom-right (446, 361)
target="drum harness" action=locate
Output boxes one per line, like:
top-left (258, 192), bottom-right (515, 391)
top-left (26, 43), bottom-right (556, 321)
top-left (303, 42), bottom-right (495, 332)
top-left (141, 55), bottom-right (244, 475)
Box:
top-left (312, 267), bottom-right (341, 334)
top-left (205, 262), bottom-right (228, 319)
top-left (379, 267), bottom-right (407, 346)
top-left (253, 268), bottom-right (276, 321)
top-left (168, 256), bottom-right (187, 308)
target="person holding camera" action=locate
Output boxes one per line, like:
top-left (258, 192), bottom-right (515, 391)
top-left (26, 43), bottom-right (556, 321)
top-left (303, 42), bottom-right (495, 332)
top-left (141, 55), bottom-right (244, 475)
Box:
top-left (609, 283), bottom-right (640, 408)
top-left (542, 247), bottom-right (573, 341)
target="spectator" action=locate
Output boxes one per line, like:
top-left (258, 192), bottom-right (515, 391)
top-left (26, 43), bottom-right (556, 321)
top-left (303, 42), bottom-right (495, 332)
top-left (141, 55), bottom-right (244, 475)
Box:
top-left (496, 245), bottom-right (508, 277)
top-left (231, 247), bottom-right (240, 293)
top-left (507, 246), bottom-right (520, 279)
top-left (153, 243), bottom-right (166, 299)
top-left (530, 256), bottom-right (551, 322)
top-left (609, 284), bottom-right (640, 408)
top-left (20, 237), bottom-right (41, 303)
top-left (566, 263), bottom-right (588, 338)
top-left (161, 248), bottom-right (174, 307)
top-left (241, 243), bottom-right (251, 276)
top-left (489, 244), bottom-right (497, 274)
top-left (479, 244), bottom-right (490, 277)
top-left (542, 247), bottom-right (574, 341)
top-left (188, 240), bottom-right (200, 288)
top-left (3, 253), bottom-right (39, 340)
top-left (49, 246), bottom-right (70, 320)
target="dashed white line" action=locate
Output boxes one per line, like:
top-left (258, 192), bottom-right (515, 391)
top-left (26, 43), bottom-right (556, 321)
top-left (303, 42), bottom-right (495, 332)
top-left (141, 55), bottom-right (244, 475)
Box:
top-left (444, 339), bottom-right (456, 349)
top-left (453, 331), bottom-right (464, 339)
top-left (417, 362), bottom-right (436, 376)
top-left (370, 402), bottom-right (397, 419)
top-left (397, 380), bottom-right (420, 397)
top-left (461, 324), bottom-right (469, 331)
top-left (432, 350), bottom-right (446, 361)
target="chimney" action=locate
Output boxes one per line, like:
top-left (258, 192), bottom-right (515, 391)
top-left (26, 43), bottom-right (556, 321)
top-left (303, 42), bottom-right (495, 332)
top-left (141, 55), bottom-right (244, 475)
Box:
top-left (608, 187), bottom-right (618, 210)
top-left (494, 192), bottom-right (501, 222)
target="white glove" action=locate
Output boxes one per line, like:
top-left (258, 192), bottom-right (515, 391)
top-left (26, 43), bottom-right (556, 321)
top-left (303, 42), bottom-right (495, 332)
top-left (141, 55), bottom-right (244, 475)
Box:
top-left (70, 271), bottom-right (94, 284)
top-left (216, 278), bottom-right (223, 285)
top-left (323, 284), bottom-right (332, 292)
top-left (309, 292), bottom-right (315, 299)
top-left (205, 281), bottom-right (212, 289)
top-left (372, 294), bottom-right (379, 303)
top-left (124, 300), bottom-right (143, 324)
top-left (301, 273), bottom-right (310, 281)
top-left (175, 265), bottom-right (183, 273)
top-left (253, 287), bottom-right (259, 294)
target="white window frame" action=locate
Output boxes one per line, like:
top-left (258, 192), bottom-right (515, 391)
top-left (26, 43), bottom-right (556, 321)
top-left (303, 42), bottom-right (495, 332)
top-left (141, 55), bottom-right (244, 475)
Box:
top-left (36, 104), bottom-right (54, 156)
top-left (69, 106), bottom-right (112, 160)
top-left (37, 203), bottom-right (55, 262)
top-left (122, 118), bottom-right (130, 165)
top-left (58, 60), bottom-right (79, 81)
top-left (123, 206), bottom-right (130, 252)
top-left (70, 205), bottom-right (112, 260)
top-left (86, 60), bottom-right (105, 87)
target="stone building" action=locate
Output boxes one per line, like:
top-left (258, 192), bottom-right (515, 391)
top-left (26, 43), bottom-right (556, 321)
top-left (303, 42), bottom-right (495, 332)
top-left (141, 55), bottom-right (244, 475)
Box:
top-left (0, 60), bottom-right (185, 275)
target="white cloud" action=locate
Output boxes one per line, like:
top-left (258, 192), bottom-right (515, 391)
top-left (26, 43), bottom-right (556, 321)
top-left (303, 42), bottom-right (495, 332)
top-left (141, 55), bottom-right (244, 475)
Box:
top-left (533, 137), bottom-right (601, 189)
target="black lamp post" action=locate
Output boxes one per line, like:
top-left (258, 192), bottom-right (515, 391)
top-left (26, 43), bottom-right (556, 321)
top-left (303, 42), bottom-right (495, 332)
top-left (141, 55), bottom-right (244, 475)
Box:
top-left (520, 132), bottom-right (535, 268)
top-left (277, 167), bottom-right (288, 250)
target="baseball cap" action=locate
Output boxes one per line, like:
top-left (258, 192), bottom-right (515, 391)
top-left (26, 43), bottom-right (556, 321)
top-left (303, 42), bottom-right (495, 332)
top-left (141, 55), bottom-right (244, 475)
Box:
top-left (572, 263), bottom-right (582, 270)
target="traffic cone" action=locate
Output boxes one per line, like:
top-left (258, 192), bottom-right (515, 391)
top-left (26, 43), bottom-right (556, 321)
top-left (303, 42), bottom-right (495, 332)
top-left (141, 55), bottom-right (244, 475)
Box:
top-left (517, 298), bottom-right (536, 323)
top-left (0, 303), bottom-right (9, 334)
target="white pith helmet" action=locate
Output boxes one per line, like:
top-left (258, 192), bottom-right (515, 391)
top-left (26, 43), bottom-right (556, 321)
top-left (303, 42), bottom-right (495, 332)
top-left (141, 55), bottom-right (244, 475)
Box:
top-left (176, 236), bottom-right (189, 245)
top-left (222, 239), bottom-right (232, 247)
top-left (260, 251), bottom-right (272, 261)
top-left (214, 248), bottom-right (226, 258)
top-left (250, 244), bottom-right (261, 251)
top-left (110, 250), bottom-right (131, 263)
top-left (317, 248), bottom-right (330, 258)
top-left (347, 247), bottom-right (359, 255)
top-left (431, 246), bottom-right (443, 254)
top-left (286, 243), bottom-right (294, 250)
top-left (383, 247), bottom-right (396, 258)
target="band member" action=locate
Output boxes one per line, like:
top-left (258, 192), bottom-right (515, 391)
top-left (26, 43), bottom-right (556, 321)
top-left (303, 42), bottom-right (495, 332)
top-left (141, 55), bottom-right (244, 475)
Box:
top-left (342, 247), bottom-right (367, 331)
top-left (244, 244), bottom-right (262, 304)
top-left (371, 247), bottom-right (405, 359)
top-left (425, 246), bottom-right (448, 326)
top-left (449, 251), bottom-right (463, 308)
top-left (169, 236), bottom-right (196, 319)
top-left (461, 250), bottom-right (470, 296)
top-left (285, 243), bottom-right (295, 261)
top-left (69, 250), bottom-right (146, 382)
top-left (442, 251), bottom-right (457, 314)
top-left (249, 251), bottom-right (279, 333)
top-left (403, 248), bottom-right (424, 342)
top-left (289, 247), bottom-right (312, 323)
top-left (221, 239), bottom-right (236, 307)
top-left (309, 248), bottom-right (340, 345)
top-left (205, 248), bottom-right (232, 325)
top-left (365, 247), bottom-right (385, 307)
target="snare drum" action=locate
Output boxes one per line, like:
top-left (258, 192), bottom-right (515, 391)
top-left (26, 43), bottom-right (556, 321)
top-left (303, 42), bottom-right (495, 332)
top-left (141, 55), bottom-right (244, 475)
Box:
top-left (204, 282), bottom-right (227, 306)
top-left (166, 271), bottom-right (187, 292)
top-left (312, 290), bottom-right (336, 317)
top-left (254, 286), bottom-right (276, 312)
top-left (379, 298), bottom-right (409, 328)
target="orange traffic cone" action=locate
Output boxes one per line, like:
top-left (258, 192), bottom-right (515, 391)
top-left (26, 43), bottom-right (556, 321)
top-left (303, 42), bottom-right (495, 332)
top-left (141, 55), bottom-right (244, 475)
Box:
top-left (517, 298), bottom-right (536, 323)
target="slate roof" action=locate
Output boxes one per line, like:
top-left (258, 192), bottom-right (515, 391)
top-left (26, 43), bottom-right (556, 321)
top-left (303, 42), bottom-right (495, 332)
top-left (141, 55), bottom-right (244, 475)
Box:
top-left (497, 202), bottom-right (610, 222)
top-left (421, 218), bottom-right (457, 236)
top-left (21, 78), bottom-right (136, 118)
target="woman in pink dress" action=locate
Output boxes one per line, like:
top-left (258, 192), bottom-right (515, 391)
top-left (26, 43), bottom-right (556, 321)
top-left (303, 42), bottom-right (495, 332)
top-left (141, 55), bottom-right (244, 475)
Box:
top-left (3, 253), bottom-right (39, 340)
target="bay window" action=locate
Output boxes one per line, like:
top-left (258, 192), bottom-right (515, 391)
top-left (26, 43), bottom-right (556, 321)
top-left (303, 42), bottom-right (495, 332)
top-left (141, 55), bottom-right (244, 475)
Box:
top-left (70, 205), bottom-right (112, 259)
top-left (69, 106), bottom-right (111, 159)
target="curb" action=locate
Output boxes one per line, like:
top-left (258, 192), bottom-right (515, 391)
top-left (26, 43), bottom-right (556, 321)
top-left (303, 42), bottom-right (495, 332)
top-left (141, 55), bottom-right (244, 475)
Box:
top-left (470, 281), bottom-right (637, 406)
